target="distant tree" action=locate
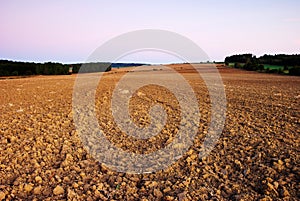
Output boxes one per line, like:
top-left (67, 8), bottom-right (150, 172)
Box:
top-left (225, 54), bottom-right (253, 63)
top-left (12, 71), bottom-right (18, 76)
top-left (270, 69), bottom-right (278, 74)
top-left (244, 61), bottom-right (257, 71)
top-left (105, 66), bottom-right (112, 72)
top-left (0, 60), bottom-right (114, 76)
top-left (234, 62), bottom-right (242, 68)
top-left (25, 70), bottom-right (32, 75)
top-left (278, 68), bottom-right (284, 74)
top-left (258, 64), bottom-right (264, 71)
top-left (289, 66), bottom-right (300, 76)
top-left (225, 54), bottom-right (300, 67)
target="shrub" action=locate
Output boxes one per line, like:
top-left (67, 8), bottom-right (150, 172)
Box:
top-left (269, 69), bottom-right (278, 74)
top-left (234, 62), bottom-right (242, 68)
top-left (12, 71), bottom-right (18, 76)
top-left (289, 66), bottom-right (300, 76)
top-left (258, 64), bottom-right (264, 71)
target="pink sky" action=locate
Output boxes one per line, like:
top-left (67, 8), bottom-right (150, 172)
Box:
top-left (0, 0), bottom-right (299, 63)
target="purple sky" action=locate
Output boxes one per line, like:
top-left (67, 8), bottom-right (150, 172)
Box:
top-left (1, 0), bottom-right (299, 63)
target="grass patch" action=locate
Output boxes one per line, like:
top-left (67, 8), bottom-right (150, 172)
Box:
top-left (262, 64), bottom-right (285, 70)
top-left (228, 63), bottom-right (246, 67)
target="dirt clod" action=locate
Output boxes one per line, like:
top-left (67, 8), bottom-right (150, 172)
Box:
top-left (0, 191), bottom-right (6, 201)
top-left (0, 65), bottom-right (299, 200)
top-left (53, 185), bottom-right (64, 195)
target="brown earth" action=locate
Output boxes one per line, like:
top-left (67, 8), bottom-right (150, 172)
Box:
top-left (0, 64), bottom-right (299, 200)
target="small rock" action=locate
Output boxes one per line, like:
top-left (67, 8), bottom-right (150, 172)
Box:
top-left (153, 189), bottom-right (163, 198)
top-left (163, 187), bottom-right (171, 193)
top-left (26, 127), bottom-right (33, 131)
top-left (274, 160), bottom-right (284, 171)
top-left (53, 185), bottom-right (64, 195)
top-left (97, 183), bottom-right (104, 190)
top-left (10, 136), bottom-right (17, 142)
top-left (165, 196), bottom-right (175, 201)
top-left (283, 186), bottom-right (290, 197)
top-left (267, 182), bottom-right (278, 196)
top-left (278, 159), bottom-right (284, 165)
top-left (63, 176), bottom-right (70, 183)
top-left (16, 109), bottom-right (24, 112)
top-left (24, 184), bottom-right (34, 192)
top-left (67, 188), bottom-right (77, 199)
top-left (137, 92), bottom-right (145, 97)
top-left (35, 176), bottom-right (43, 184)
top-left (33, 186), bottom-right (42, 195)
top-left (95, 189), bottom-right (101, 197)
top-left (42, 187), bottom-right (52, 196)
top-left (73, 183), bottom-right (79, 188)
top-left (145, 181), bottom-right (158, 188)
top-left (273, 181), bottom-right (279, 189)
top-left (0, 191), bottom-right (6, 200)
top-left (24, 146), bottom-right (31, 151)
top-left (177, 191), bottom-right (186, 201)
top-left (80, 172), bottom-right (86, 179)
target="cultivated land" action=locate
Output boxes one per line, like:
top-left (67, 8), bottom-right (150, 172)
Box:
top-left (0, 64), bottom-right (299, 200)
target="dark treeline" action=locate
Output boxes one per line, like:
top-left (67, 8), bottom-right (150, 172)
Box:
top-left (0, 60), bottom-right (146, 76)
top-left (0, 60), bottom-right (109, 76)
top-left (224, 54), bottom-right (300, 76)
top-left (258, 54), bottom-right (300, 66)
top-left (225, 54), bottom-right (300, 66)
top-left (110, 63), bottom-right (148, 68)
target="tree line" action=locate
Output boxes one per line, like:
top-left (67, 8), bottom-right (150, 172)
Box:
top-left (0, 60), bottom-right (150, 76)
top-left (224, 54), bottom-right (300, 76)
top-left (0, 60), bottom-right (148, 76)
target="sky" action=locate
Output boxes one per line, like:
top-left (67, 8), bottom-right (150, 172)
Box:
top-left (0, 0), bottom-right (299, 64)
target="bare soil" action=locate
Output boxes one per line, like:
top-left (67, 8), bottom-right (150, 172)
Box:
top-left (0, 64), bottom-right (299, 200)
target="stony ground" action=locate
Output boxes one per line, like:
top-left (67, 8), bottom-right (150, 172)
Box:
top-left (0, 65), bottom-right (299, 200)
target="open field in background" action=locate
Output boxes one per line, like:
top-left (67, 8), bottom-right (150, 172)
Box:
top-left (228, 63), bottom-right (236, 68)
top-left (262, 64), bottom-right (285, 70)
top-left (0, 64), bottom-right (299, 200)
